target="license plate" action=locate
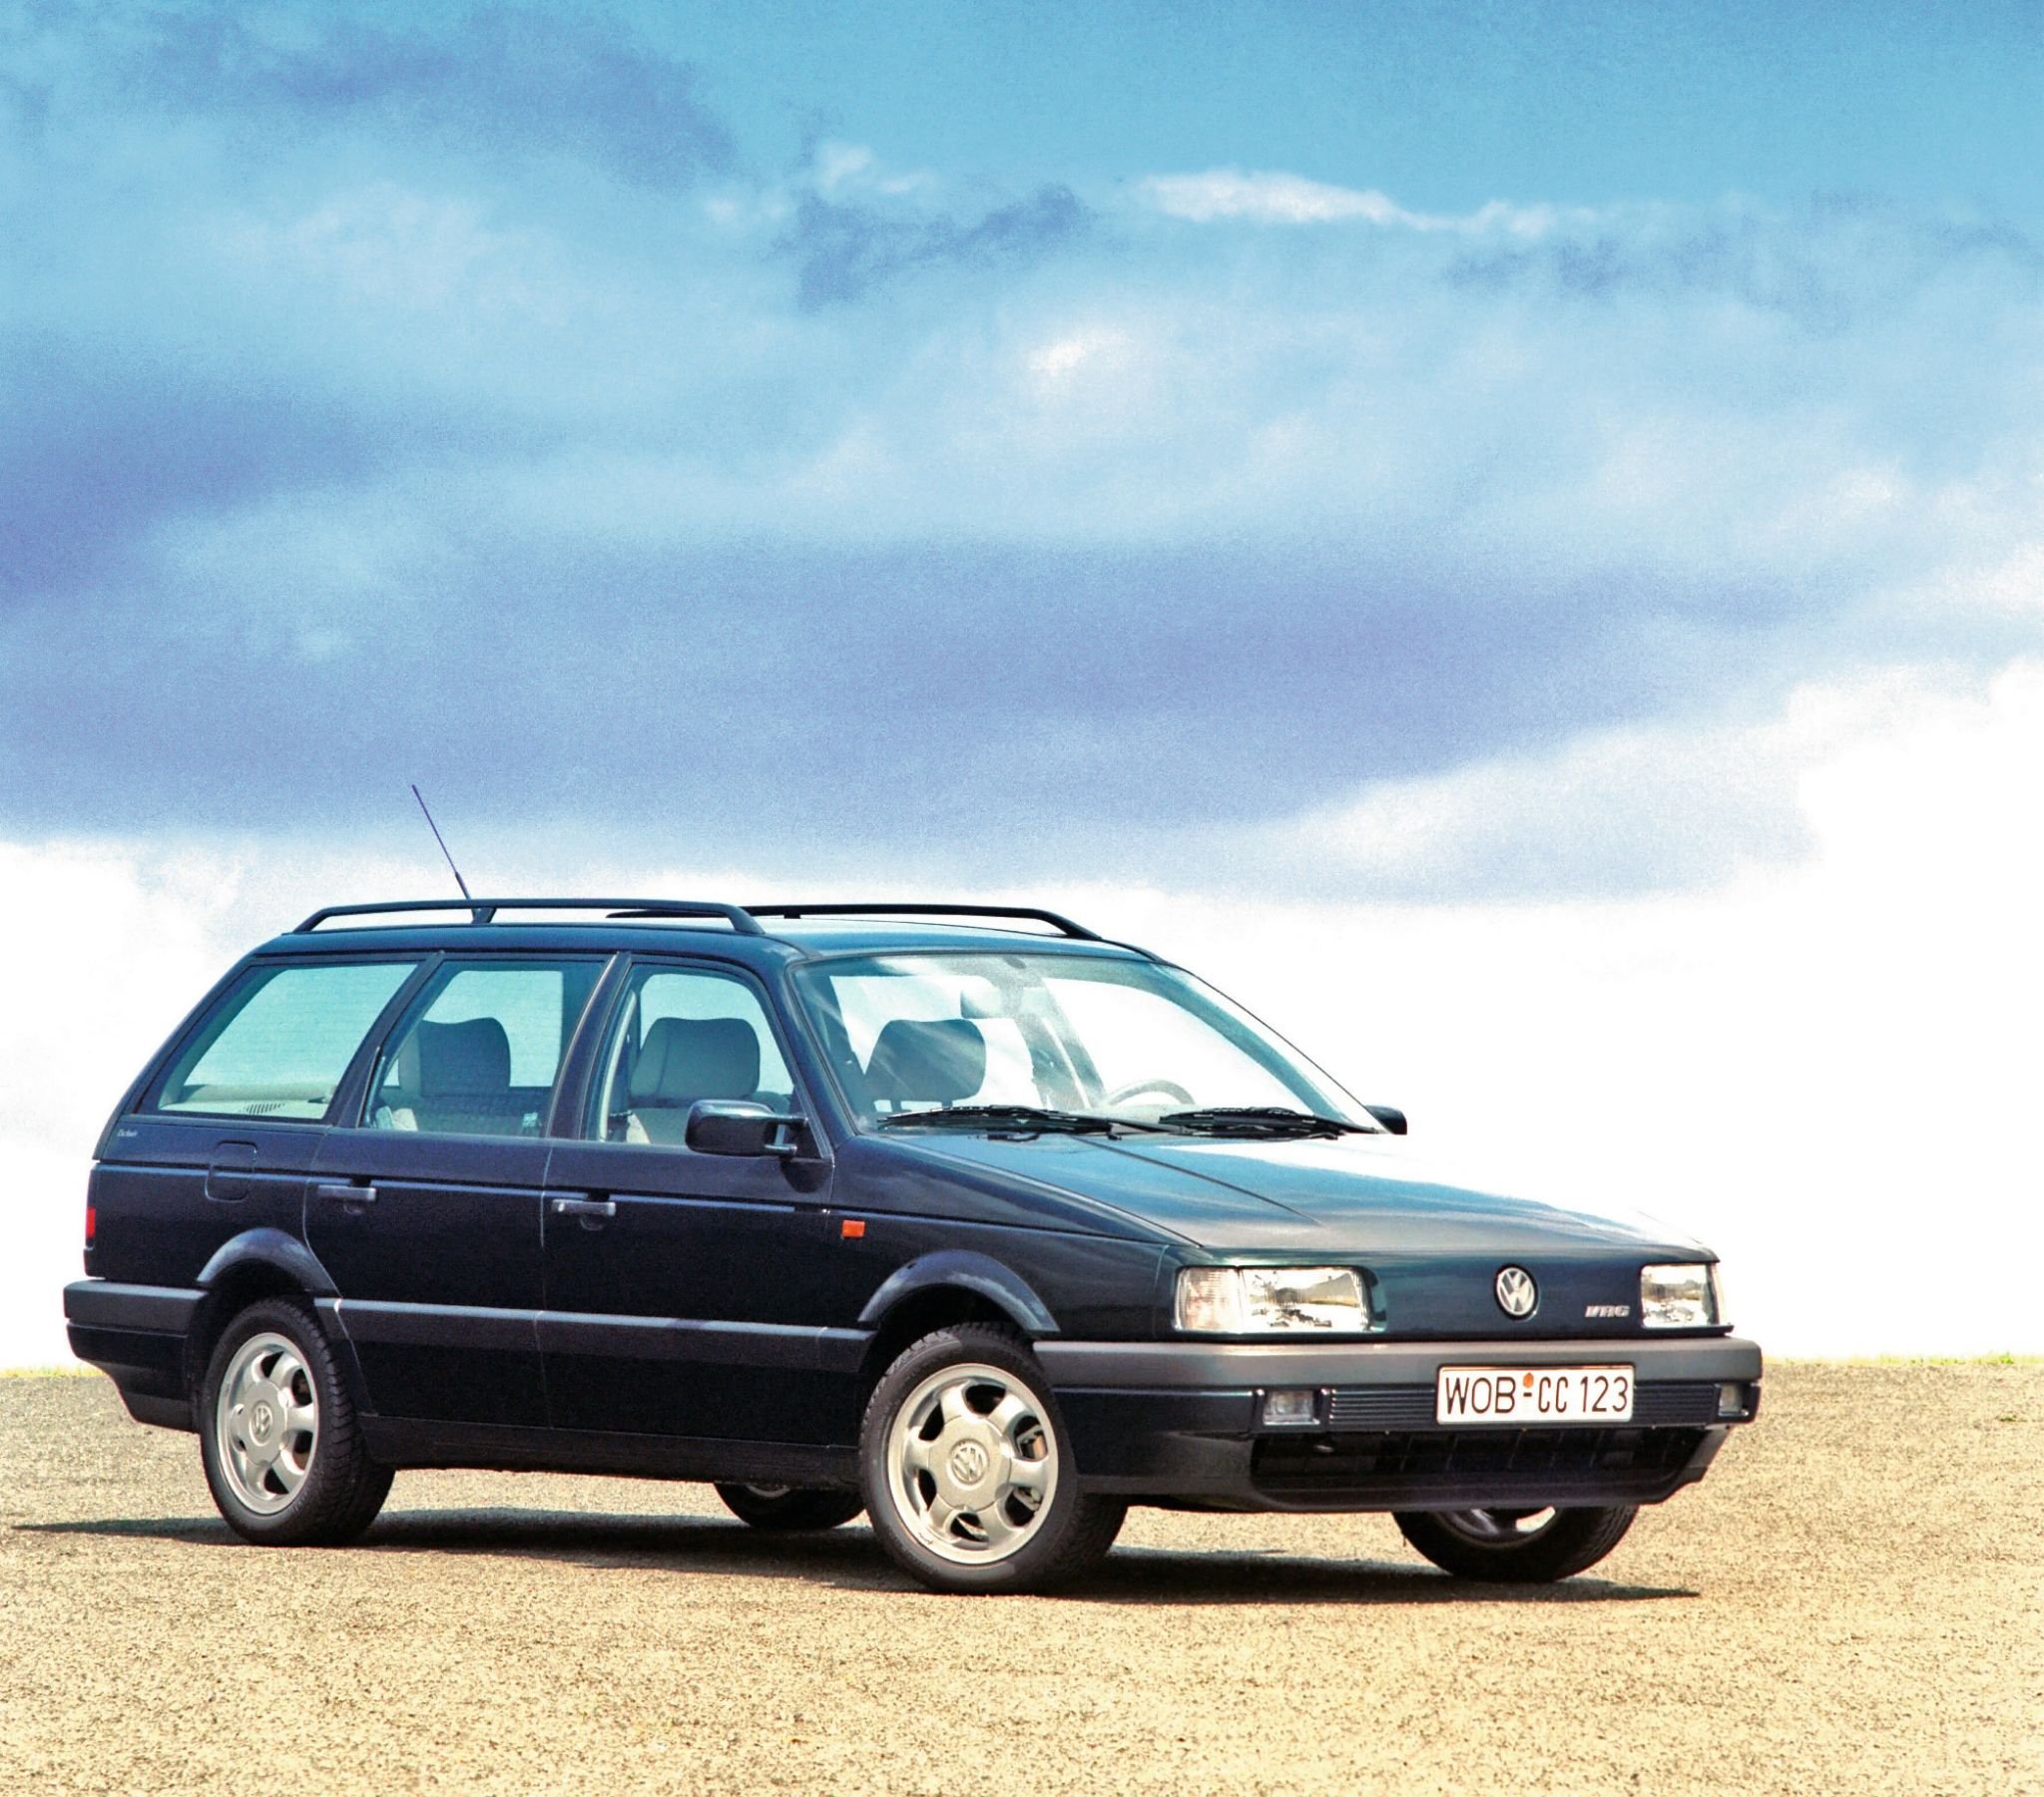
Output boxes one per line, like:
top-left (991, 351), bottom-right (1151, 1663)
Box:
top-left (1435, 1364), bottom-right (1635, 1425)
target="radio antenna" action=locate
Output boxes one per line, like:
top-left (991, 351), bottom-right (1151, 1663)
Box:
top-left (409, 784), bottom-right (472, 901)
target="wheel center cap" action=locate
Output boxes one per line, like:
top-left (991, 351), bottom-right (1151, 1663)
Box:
top-left (947, 1440), bottom-right (990, 1486)
top-left (251, 1401), bottom-right (275, 1443)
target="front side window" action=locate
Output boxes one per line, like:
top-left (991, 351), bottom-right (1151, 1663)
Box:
top-left (156, 961), bottom-right (416, 1121)
top-left (366, 959), bottom-right (603, 1137)
top-left (792, 952), bottom-right (1367, 1128)
top-left (592, 965), bottom-right (794, 1145)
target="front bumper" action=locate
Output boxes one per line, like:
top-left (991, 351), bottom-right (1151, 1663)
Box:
top-left (1036, 1335), bottom-right (1763, 1513)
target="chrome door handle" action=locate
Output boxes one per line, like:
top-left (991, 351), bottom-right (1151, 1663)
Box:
top-left (551, 1197), bottom-right (617, 1218)
top-left (315, 1182), bottom-right (376, 1204)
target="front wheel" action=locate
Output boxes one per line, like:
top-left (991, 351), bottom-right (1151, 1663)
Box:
top-left (715, 1483), bottom-right (865, 1532)
top-left (859, 1323), bottom-right (1125, 1593)
top-left (1394, 1504), bottom-right (1637, 1582)
top-left (198, 1297), bottom-right (392, 1547)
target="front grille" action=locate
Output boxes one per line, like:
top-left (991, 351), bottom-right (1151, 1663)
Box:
top-left (1633, 1382), bottom-right (1724, 1425)
top-left (1252, 1426), bottom-right (1709, 1504)
top-left (1321, 1380), bottom-right (1722, 1430)
top-left (1324, 1388), bottom-right (1436, 1428)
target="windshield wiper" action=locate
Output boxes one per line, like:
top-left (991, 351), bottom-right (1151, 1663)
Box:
top-left (1157, 1106), bottom-right (1374, 1139)
top-left (878, 1105), bottom-right (1131, 1136)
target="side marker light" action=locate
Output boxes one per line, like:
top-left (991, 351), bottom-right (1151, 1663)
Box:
top-left (840, 1218), bottom-right (866, 1239)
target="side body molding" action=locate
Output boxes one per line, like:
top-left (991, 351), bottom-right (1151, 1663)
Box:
top-left (857, 1249), bottom-right (1060, 1337)
top-left (197, 1227), bottom-right (339, 1298)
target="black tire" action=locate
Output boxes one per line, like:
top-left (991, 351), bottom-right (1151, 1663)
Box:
top-left (715, 1483), bottom-right (865, 1532)
top-left (1394, 1504), bottom-right (1638, 1582)
top-left (859, 1322), bottom-right (1125, 1594)
top-left (198, 1296), bottom-right (392, 1547)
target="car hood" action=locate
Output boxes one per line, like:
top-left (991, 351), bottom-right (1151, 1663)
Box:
top-left (879, 1129), bottom-right (1711, 1339)
top-left (891, 1129), bottom-right (1703, 1257)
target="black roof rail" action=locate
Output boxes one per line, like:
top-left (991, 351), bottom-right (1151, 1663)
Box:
top-left (292, 898), bottom-right (766, 935)
top-left (743, 902), bottom-right (1103, 942)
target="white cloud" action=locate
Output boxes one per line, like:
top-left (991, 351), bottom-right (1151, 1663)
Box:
top-left (812, 140), bottom-right (935, 199)
top-left (1142, 169), bottom-right (1414, 226)
top-left (1026, 326), bottom-right (1131, 382)
top-left (1211, 666), bottom-right (1974, 900)
top-left (219, 184), bottom-right (563, 315)
top-left (374, 194), bottom-right (2042, 595)
top-left (1136, 168), bottom-right (1567, 235)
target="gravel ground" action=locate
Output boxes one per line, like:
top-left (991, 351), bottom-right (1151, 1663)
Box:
top-left (1, 1363), bottom-right (2039, 1796)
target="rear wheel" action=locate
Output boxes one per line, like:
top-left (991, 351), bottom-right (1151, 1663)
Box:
top-left (198, 1297), bottom-right (391, 1547)
top-left (714, 1483), bottom-right (864, 1532)
top-left (1394, 1504), bottom-right (1637, 1582)
top-left (859, 1323), bottom-right (1125, 1593)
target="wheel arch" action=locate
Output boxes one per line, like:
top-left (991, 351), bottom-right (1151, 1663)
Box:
top-left (855, 1250), bottom-right (1058, 1387)
top-left (186, 1229), bottom-right (341, 1400)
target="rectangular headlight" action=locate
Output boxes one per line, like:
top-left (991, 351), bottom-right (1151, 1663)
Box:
top-left (1641, 1262), bottom-right (1720, 1329)
top-left (1174, 1266), bottom-right (1371, 1334)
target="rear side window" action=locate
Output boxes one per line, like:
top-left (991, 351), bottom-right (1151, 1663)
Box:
top-left (365, 959), bottom-right (604, 1137)
top-left (155, 962), bottom-right (417, 1121)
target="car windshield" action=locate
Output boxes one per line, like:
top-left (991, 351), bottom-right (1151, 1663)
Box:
top-left (790, 951), bottom-right (1376, 1133)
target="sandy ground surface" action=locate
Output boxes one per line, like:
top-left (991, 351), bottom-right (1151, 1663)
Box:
top-left (1, 1362), bottom-right (2039, 1796)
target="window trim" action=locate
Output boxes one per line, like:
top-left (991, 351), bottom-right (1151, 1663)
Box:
top-left (140, 953), bottom-right (432, 1126)
top-left (575, 953), bottom-right (819, 1151)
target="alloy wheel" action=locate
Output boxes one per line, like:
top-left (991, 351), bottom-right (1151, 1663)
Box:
top-left (1434, 1507), bottom-right (1559, 1545)
top-left (883, 1361), bottom-right (1059, 1565)
top-left (214, 1331), bottom-right (319, 1516)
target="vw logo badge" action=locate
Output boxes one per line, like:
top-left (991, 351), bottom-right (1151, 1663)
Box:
top-left (1495, 1266), bottom-right (1538, 1318)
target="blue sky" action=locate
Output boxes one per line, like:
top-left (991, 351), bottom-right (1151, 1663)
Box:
top-left (5, 3), bottom-right (2044, 1366)
top-left (665, 0), bottom-right (2044, 217)
top-left (4, 0), bottom-right (2041, 897)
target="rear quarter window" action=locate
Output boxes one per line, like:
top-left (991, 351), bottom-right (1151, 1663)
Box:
top-left (153, 961), bottom-right (417, 1121)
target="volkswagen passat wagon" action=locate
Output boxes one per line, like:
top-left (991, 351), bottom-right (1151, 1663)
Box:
top-left (66, 897), bottom-right (1761, 1593)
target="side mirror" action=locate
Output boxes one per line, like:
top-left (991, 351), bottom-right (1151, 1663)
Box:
top-left (686, 1099), bottom-right (803, 1157)
top-left (1364, 1105), bottom-right (1407, 1135)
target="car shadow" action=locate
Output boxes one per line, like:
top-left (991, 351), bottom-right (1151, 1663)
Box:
top-left (14, 1510), bottom-right (898, 1587)
top-left (1075, 1543), bottom-right (1694, 1605)
top-left (14, 1511), bottom-right (1696, 1604)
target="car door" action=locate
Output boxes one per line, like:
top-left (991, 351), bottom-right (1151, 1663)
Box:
top-left (540, 957), bottom-right (841, 1443)
top-left (307, 953), bottom-right (608, 1428)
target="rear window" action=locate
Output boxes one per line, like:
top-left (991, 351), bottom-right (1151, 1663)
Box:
top-left (154, 962), bottom-right (416, 1121)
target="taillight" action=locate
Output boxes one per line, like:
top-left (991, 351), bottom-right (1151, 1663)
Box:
top-left (85, 1204), bottom-right (96, 1249)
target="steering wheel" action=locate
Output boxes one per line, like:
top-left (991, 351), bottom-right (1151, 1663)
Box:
top-left (1103, 1079), bottom-right (1196, 1109)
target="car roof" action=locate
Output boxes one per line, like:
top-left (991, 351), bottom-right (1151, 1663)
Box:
top-left (250, 901), bottom-right (1154, 967)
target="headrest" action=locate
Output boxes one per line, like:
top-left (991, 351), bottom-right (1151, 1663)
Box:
top-left (865, 1018), bottom-right (985, 1107)
top-left (630, 1016), bottom-right (761, 1107)
top-left (415, 1017), bottom-right (511, 1096)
